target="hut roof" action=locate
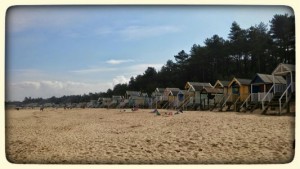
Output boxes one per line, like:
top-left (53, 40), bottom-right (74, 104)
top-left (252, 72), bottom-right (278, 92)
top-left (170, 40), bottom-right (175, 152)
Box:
top-left (213, 80), bottom-right (230, 88)
top-left (251, 73), bottom-right (286, 85)
top-left (112, 95), bottom-right (123, 99)
top-left (178, 90), bottom-right (188, 95)
top-left (102, 98), bottom-right (112, 101)
top-left (155, 88), bottom-right (165, 93)
top-left (272, 63), bottom-right (295, 76)
top-left (112, 96), bottom-right (122, 99)
top-left (126, 91), bottom-right (141, 96)
top-left (201, 87), bottom-right (223, 94)
top-left (236, 78), bottom-right (252, 85)
top-left (130, 96), bottom-right (145, 100)
top-left (165, 88), bottom-right (180, 96)
top-left (141, 93), bottom-right (148, 97)
top-left (185, 82), bottom-right (212, 91)
top-left (228, 78), bottom-right (251, 87)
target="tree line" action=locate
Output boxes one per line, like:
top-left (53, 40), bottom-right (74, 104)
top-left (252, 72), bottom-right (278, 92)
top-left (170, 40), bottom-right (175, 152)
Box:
top-left (7, 14), bottom-right (295, 105)
top-left (116, 13), bottom-right (295, 96)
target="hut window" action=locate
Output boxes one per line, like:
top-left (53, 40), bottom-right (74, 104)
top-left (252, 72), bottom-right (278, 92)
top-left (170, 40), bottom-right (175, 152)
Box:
top-left (232, 87), bottom-right (239, 94)
top-left (178, 94), bottom-right (184, 101)
top-left (232, 84), bottom-right (239, 94)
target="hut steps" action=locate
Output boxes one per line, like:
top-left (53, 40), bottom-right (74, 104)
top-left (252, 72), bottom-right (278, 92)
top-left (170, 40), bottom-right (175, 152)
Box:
top-left (261, 92), bottom-right (295, 115)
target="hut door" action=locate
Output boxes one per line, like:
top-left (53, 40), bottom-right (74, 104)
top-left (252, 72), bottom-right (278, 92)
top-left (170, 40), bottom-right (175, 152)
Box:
top-left (232, 83), bottom-right (240, 101)
top-left (286, 72), bottom-right (295, 93)
top-left (252, 86), bottom-right (259, 93)
top-left (178, 94), bottom-right (184, 102)
top-left (232, 84), bottom-right (240, 95)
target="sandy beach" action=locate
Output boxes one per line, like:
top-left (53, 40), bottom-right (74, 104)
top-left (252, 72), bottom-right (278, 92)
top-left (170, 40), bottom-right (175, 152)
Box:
top-left (5, 108), bottom-right (295, 164)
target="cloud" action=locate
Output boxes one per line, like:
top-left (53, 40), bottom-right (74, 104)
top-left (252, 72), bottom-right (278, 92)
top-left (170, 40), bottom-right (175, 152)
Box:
top-left (112, 76), bottom-right (130, 86)
top-left (5, 63), bottom-right (163, 101)
top-left (8, 69), bottom-right (51, 82)
top-left (70, 68), bottom-right (117, 74)
top-left (6, 80), bottom-right (112, 101)
top-left (106, 59), bottom-right (134, 65)
top-left (119, 25), bottom-right (180, 40)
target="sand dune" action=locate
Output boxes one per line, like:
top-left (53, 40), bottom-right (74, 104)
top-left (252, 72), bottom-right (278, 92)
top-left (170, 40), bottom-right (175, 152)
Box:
top-left (5, 108), bottom-right (295, 164)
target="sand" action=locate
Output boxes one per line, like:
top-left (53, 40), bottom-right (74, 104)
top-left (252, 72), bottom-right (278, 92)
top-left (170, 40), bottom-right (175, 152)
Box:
top-left (5, 108), bottom-right (295, 164)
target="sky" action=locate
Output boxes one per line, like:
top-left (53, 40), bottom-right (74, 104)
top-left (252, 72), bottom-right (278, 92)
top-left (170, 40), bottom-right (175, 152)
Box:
top-left (5, 5), bottom-right (293, 101)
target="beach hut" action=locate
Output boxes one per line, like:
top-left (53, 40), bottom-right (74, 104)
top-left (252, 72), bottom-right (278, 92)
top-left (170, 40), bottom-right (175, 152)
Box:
top-left (176, 90), bottom-right (189, 108)
top-left (125, 91), bottom-right (141, 99)
top-left (261, 63), bottom-right (295, 115)
top-left (152, 88), bottom-right (165, 101)
top-left (162, 88), bottom-right (180, 109)
top-left (183, 82), bottom-right (213, 110)
top-left (129, 96), bottom-right (145, 108)
top-left (220, 78), bottom-right (251, 111)
top-left (108, 96), bottom-right (123, 108)
top-left (98, 97), bottom-right (112, 108)
top-left (125, 91), bottom-right (147, 108)
top-left (214, 80), bottom-right (230, 95)
top-left (87, 100), bottom-right (98, 108)
top-left (117, 99), bottom-right (129, 108)
top-left (210, 80), bottom-right (230, 111)
top-left (141, 93), bottom-right (151, 108)
top-left (239, 74), bottom-right (286, 112)
top-left (151, 88), bottom-right (165, 109)
top-left (200, 87), bottom-right (223, 110)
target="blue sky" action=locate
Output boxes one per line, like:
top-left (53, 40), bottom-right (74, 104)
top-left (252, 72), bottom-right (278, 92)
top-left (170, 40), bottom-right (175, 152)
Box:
top-left (5, 6), bottom-right (293, 101)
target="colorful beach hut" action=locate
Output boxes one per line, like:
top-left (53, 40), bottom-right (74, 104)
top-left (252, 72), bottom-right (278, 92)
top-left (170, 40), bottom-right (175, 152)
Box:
top-left (210, 80), bottom-right (230, 111)
top-left (176, 90), bottom-right (189, 108)
top-left (151, 88), bottom-right (165, 109)
top-left (108, 95), bottom-right (123, 108)
top-left (183, 82), bottom-right (213, 110)
top-left (125, 91), bottom-right (147, 108)
top-left (261, 63), bottom-right (295, 115)
top-left (200, 87), bottom-right (223, 110)
top-left (98, 97), bottom-right (112, 108)
top-left (239, 74), bottom-right (286, 112)
top-left (220, 78), bottom-right (251, 111)
top-left (125, 91), bottom-right (141, 99)
top-left (162, 88), bottom-right (180, 109)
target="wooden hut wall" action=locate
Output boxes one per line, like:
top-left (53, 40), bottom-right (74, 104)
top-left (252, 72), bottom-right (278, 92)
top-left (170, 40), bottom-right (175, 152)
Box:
top-left (224, 87), bottom-right (228, 95)
top-left (228, 85), bottom-right (233, 93)
top-left (195, 91), bottom-right (201, 104)
top-left (185, 92), bottom-right (193, 103)
top-left (135, 98), bottom-right (145, 106)
top-left (168, 95), bottom-right (175, 102)
top-left (240, 85), bottom-right (250, 101)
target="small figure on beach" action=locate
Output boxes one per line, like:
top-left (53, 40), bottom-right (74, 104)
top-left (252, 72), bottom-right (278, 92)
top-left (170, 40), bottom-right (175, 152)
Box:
top-left (131, 107), bottom-right (138, 111)
top-left (131, 105), bottom-right (139, 111)
top-left (152, 109), bottom-right (160, 116)
top-left (40, 107), bottom-right (44, 111)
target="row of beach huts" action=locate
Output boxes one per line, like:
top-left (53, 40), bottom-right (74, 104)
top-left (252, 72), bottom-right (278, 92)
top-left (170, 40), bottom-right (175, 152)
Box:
top-left (98, 63), bottom-right (295, 115)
